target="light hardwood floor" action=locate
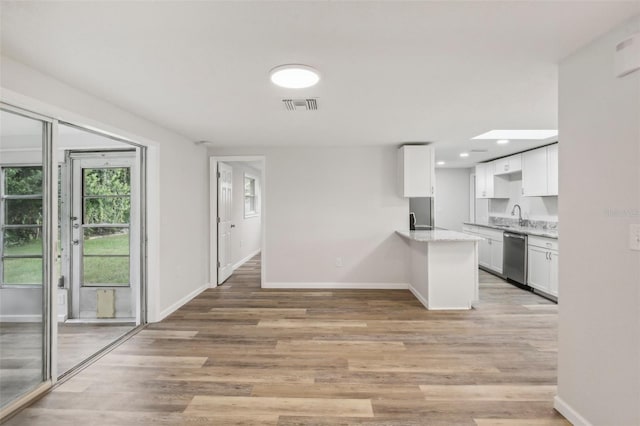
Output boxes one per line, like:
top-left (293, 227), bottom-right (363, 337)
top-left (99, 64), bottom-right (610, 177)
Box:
top-left (5, 254), bottom-right (569, 425)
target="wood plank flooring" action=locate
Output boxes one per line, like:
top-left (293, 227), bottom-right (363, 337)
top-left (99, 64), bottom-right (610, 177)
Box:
top-left (5, 255), bottom-right (569, 425)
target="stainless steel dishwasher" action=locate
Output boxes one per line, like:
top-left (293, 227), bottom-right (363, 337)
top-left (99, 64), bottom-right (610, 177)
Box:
top-left (503, 231), bottom-right (527, 286)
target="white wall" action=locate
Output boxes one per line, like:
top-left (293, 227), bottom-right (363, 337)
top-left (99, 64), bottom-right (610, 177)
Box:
top-left (210, 146), bottom-right (409, 286)
top-left (556, 16), bottom-right (640, 426)
top-left (434, 168), bottom-right (472, 231)
top-left (226, 161), bottom-right (262, 267)
top-left (1, 56), bottom-right (210, 322)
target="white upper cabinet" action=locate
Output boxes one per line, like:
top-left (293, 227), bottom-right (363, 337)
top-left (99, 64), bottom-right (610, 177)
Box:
top-left (522, 144), bottom-right (558, 197)
top-left (493, 153), bottom-right (522, 175)
top-left (547, 144), bottom-right (558, 196)
top-left (475, 162), bottom-right (508, 199)
top-left (398, 145), bottom-right (435, 197)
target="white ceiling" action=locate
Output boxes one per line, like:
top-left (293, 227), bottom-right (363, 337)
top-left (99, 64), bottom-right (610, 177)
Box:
top-left (1, 1), bottom-right (638, 167)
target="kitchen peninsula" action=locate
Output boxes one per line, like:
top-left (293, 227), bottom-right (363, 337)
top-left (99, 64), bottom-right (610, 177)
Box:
top-left (397, 230), bottom-right (482, 310)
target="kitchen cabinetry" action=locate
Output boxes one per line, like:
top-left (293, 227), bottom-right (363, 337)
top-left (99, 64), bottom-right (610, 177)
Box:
top-left (522, 144), bottom-right (558, 196)
top-left (527, 236), bottom-right (559, 297)
top-left (494, 153), bottom-right (522, 175)
top-left (475, 163), bottom-right (508, 199)
top-left (547, 144), bottom-right (558, 195)
top-left (398, 145), bottom-right (435, 197)
top-left (463, 225), bottom-right (503, 274)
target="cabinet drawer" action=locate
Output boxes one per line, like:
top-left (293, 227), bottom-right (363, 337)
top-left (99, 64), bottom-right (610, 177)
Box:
top-left (476, 227), bottom-right (504, 241)
top-left (462, 225), bottom-right (478, 234)
top-left (528, 235), bottom-right (558, 251)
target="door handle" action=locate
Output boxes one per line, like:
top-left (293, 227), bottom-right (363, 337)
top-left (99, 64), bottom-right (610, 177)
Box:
top-left (73, 240), bottom-right (79, 246)
top-left (230, 224), bottom-right (236, 228)
top-left (73, 223), bottom-right (80, 229)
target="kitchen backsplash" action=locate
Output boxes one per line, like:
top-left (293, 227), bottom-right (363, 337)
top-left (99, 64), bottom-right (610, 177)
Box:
top-left (488, 215), bottom-right (558, 231)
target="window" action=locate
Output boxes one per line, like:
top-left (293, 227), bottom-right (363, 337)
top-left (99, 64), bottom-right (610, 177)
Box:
top-left (244, 175), bottom-right (258, 217)
top-left (1, 166), bottom-right (44, 285)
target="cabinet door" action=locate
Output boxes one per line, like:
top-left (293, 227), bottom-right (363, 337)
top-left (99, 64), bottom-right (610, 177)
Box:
top-left (494, 158), bottom-right (510, 175)
top-left (527, 246), bottom-right (550, 292)
top-left (484, 163), bottom-right (495, 198)
top-left (475, 164), bottom-right (487, 198)
top-left (522, 148), bottom-right (548, 196)
top-left (549, 251), bottom-right (559, 297)
top-left (547, 145), bottom-right (558, 196)
top-left (479, 239), bottom-right (491, 268)
top-left (399, 145), bottom-right (434, 197)
top-left (490, 239), bottom-right (503, 274)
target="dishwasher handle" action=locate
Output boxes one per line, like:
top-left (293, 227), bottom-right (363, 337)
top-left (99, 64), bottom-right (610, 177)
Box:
top-left (504, 232), bottom-right (526, 240)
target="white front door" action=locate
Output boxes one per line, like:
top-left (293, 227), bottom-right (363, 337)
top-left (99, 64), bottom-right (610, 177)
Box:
top-left (217, 162), bottom-right (233, 284)
top-left (68, 151), bottom-right (139, 320)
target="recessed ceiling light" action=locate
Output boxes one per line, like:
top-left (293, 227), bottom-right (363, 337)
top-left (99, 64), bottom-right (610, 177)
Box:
top-left (472, 130), bottom-right (558, 140)
top-left (270, 64), bottom-right (320, 89)
top-left (496, 139), bottom-right (510, 145)
top-left (437, 161), bottom-right (446, 165)
top-left (459, 152), bottom-right (469, 158)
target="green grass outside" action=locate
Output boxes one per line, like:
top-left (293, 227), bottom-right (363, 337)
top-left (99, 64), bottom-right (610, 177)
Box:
top-left (3, 233), bottom-right (129, 285)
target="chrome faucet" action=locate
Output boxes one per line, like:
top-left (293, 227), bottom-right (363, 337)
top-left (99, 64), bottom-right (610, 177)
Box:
top-left (511, 204), bottom-right (525, 226)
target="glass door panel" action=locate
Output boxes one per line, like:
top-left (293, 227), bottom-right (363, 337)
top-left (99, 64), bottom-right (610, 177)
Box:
top-left (0, 109), bottom-right (46, 409)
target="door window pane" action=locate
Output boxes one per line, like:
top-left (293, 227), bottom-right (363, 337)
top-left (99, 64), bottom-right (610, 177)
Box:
top-left (3, 229), bottom-right (43, 256)
top-left (83, 228), bottom-right (129, 255)
top-left (83, 198), bottom-right (130, 224)
top-left (82, 256), bottom-right (129, 285)
top-left (2, 258), bottom-right (43, 284)
top-left (83, 168), bottom-right (130, 196)
top-left (5, 199), bottom-right (43, 225)
top-left (4, 167), bottom-right (42, 195)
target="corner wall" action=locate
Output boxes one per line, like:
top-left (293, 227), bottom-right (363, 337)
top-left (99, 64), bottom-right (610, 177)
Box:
top-left (0, 56), bottom-right (210, 322)
top-left (434, 168), bottom-right (472, 231)
top-left (557, 16), bottom-right (640, 425)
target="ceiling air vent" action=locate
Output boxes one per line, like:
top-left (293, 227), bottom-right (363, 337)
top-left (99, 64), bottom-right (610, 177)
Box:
top-left (471, 149), bottom-right (488, 153)
top-left (282, 98), bottom-right (318, 111)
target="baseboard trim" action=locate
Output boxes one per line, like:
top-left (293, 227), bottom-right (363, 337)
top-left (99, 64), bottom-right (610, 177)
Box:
top-left (0, 315), bottom-right (42, 322)
top-left (408, 285), bottom-right (429, 309)
top-left (554, 396), bottom-right (592, 426)
top-left (233, 249), bottom-right (261, 271)
top-left (262, 282), bottom-right (409, 290)
top-left (156, 283), bottom-right (209, 322)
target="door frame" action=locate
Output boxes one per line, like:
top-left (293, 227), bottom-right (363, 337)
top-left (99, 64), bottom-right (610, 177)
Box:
top-left (209, 156), bottom-right (265, 287)
top-left (66, 150), bottom-right (140, 321)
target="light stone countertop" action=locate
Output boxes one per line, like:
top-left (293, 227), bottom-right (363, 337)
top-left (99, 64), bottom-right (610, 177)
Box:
top-left (396, 230), bottom-right (484, 242)
top-left (463, 222), bottom-right (559, 239)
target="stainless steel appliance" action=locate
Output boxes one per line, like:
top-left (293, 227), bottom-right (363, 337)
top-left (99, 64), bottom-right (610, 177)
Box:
top-left (503, 231), bottom-right (527, 285)
top-left (409, 197), bottom-right (433, 230)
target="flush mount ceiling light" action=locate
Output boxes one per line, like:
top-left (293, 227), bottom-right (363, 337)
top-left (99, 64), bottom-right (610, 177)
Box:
top-left (496, 139), bottom-right (510, 145)
top-left (472, 130), bottom-right (558, 140)
top-left (270, 64), bottom-right (320, 89)
top-left (437, 161), bottom-right (446, 165)
top-left (459, 152), bottom-right (469, 158)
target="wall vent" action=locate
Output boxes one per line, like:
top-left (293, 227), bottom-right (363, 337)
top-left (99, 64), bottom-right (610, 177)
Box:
top-left (282, 98), bottom-right (318, 111)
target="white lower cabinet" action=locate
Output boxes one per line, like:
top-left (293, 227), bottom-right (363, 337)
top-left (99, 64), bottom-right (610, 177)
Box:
top-left (478, 238), bottom-right (491, 269)
top-left (527, 236), bottom-right (559, 297)
top-left (490, 239), bottom-right (503, 274)
top-left (464, 225), bottom-right (503, 275)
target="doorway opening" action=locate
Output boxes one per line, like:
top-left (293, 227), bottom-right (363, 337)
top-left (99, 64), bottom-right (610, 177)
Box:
top-left (210, 157), bottom-right (264, 288)
top-left (56, 124), bottom-right (145, 378)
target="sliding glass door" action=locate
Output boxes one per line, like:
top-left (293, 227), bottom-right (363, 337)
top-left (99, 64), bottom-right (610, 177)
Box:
top-left (0, 108), bottom-right (51, 409)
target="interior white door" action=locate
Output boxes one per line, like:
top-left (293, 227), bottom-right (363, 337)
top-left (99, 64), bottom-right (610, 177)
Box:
top-left (217, 162), bottom-right (234, 284)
